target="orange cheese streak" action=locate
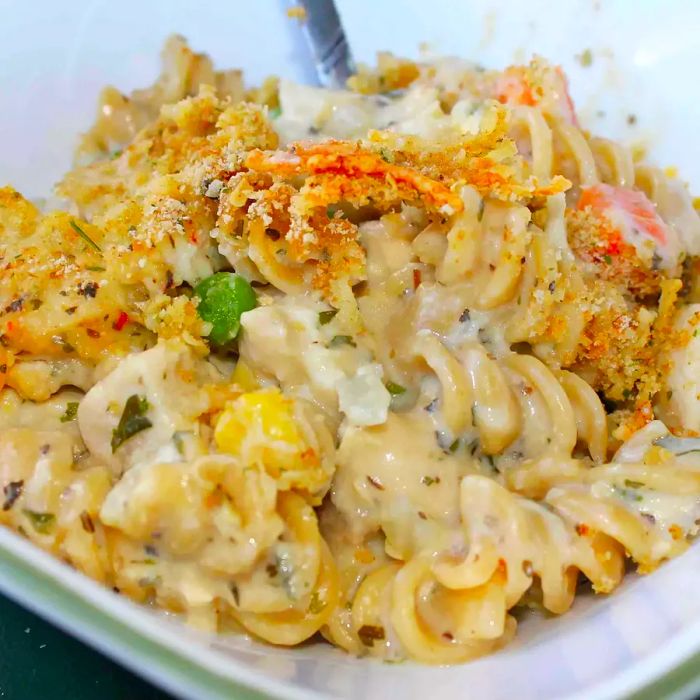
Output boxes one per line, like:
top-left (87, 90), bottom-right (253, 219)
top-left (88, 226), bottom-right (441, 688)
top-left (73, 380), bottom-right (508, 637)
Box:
top-left (245, 141), bottom-right (465, 214)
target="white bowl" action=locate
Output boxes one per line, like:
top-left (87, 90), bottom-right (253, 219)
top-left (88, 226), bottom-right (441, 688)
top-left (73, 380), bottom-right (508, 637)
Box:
top-left (2, 2), bottom-right (700, 698)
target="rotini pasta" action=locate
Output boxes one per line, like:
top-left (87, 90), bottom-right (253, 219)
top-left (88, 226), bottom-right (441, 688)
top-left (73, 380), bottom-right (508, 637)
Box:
top-left (2, 38), bottom-right (700, 665)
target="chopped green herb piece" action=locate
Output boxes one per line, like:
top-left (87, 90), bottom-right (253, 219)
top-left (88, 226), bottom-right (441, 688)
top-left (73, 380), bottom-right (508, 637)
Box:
top-left (60, 401), bottom-right (79, 423)
top-left (52, 335), bottom-right (75, 353)
top-left (172, 430), bottom-right (191, 456)
top-left (23, 509), bottom-right (56, 534)
top-left (70, 220), bottom-right (102, 253)
top-left (578, 49), bottom-right (593, 67)
top-left (612, 485), bottom-right (643, 502)
top-left (358, 624), bottom-right (385, 646)
top-left (111, 395), bottom-right (152, 452)
top-left (603, 254), bottom-right (612, 264)
top-left (85, 266), bottom-right (106, 272)
top-left (379, 147), bottom-right (394, 163)
top-left (329, 335), bottom-right (356, 348)
top-left (385, 381), bottom-right (406, 396)
top-left (319, 309), bottom-right (338, 325)
top-left (194, 272), bottom-right (257, 345)
top-left (448, 438), bottom-right (460, 453)
top-left (624, 479), bottom-right (645, 489)
top-left (309, 591), bottom-right (326, 614)
top-left (421, 475), bottom-right (441, 486)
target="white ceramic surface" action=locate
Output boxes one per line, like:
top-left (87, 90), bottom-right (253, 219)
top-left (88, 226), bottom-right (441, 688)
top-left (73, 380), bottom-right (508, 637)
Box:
top-left (1, 1), bottom-right (700, 698)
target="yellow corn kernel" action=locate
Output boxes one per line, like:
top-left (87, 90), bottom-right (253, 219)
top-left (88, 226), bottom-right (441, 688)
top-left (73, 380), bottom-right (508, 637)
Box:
top-left (643, 445), bottom-right (672, 466)
top-left (354, 547), bottom-right (375, 565)
top-left (215, 388), bottom-right (302, 458)
top-left (231, 359), bottom-right (259, 392)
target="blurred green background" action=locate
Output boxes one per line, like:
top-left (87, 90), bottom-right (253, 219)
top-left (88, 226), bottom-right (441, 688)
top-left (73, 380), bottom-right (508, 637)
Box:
top-left (0, 593), bottom-right (170, 699)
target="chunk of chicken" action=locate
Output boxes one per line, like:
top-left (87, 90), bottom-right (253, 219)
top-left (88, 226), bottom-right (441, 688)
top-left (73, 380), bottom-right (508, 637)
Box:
top-left (78, 340), bottom-right (213, 474)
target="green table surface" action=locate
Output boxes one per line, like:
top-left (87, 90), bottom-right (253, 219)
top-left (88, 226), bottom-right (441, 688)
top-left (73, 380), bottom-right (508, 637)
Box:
top-left (3, 589), bottom-right (699, 700)
top-left (0, 592), bottom-right (172, 700)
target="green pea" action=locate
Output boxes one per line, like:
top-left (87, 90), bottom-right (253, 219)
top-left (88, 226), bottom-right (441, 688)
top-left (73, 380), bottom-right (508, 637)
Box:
top-left (194, 272), bottom-right (257, 345)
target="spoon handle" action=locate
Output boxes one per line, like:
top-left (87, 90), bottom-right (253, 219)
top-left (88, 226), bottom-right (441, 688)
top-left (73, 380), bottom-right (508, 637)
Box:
top-left (655, 435), bottom-right (700, 455)
top-left (295, 0), bottom-right (355, 88)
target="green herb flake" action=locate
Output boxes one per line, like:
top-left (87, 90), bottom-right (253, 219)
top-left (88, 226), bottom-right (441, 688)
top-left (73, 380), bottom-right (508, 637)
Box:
top-left (70, 221), bottom-right (102, 253)
top-left (23, 509), bottom-right (56, 534)
top-left (421, 475), bottom-right (441, 486)
top-left (85, 265), bottom-right (107, 272)
top-left (379, 147), bottom-right (394, 163)
top-left (172, 430), bottom-right (191, 456)
top-left (111, 395), bottom-right (152, 452)
top-left (309, 591), bottom-right (326, 614)
top-left (624, 479), bottom-right (645, 489)
top-left (385, 381), bottom-right (406, 396)
top-left (318, 309), bottom-right (338, 326)
top-left (578, 49), bottom-right (593, 67)
top-left (612, 485), bottom-right (643, 502)
top-left (52, 335), bottom-right (75, 354)
top-left (358, 624), bottom-right (385, 647)
top-left (60, 401), bottom-right (79, 423)
top-left (603, 254), bottom-right (612, 264)
top-left (329, 335), bottom-right (356, 348)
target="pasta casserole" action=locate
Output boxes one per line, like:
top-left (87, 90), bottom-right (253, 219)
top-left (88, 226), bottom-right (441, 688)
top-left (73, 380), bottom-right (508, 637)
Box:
top-left (2, 36), bottom-right (700, 664)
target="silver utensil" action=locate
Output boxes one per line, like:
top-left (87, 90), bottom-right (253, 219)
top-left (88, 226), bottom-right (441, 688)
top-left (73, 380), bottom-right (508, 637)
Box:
top-left (293, 0), bottom-right (355, 88)
top-left (654, 435), bottom-right (700, 455)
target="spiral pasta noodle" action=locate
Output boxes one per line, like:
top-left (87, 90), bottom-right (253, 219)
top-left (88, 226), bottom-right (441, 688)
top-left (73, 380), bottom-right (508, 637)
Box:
top-left (2, 39), bottom-right (700, 665)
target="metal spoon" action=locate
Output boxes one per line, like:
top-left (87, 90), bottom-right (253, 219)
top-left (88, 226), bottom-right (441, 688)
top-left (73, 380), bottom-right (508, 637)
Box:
top-left (293, 0), bottom-right (355, 88)
top-left (654, 435), bottom-right (700, 455)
